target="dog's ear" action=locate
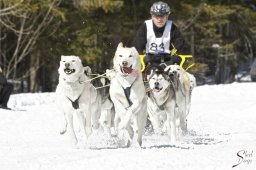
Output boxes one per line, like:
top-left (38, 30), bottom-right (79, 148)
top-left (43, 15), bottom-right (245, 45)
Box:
top-left (117, 42), bottom-right (123, 48)
top-left (130, 47), bottom-right (141, 70)
top-left (84, 66), bottom-right (92, 75)
top-left (75, 56), bottom-right (82, 64)
top-left (131, 47), bottom-right (138, 55)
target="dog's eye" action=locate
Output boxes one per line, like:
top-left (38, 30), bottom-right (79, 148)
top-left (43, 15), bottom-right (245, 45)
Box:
top-left (72, 60), bottom-right (75, 62)
top-left (63, 60), bottom-right (66, 63)
top-left (129, 55), bottom-right (132, 58)
top-left (119, 55), bottom-right (123, 57)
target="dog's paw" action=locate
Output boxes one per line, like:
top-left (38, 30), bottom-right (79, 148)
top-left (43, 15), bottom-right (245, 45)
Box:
top-left (117, 129), bottom-right (132, 147)
top-left (110, 127), bottom-right (118, 137)
top-left (131, 141), bottom-right (142, 148)
top-left (59, 128), bottom-right (67, 135)
top-left (85, 127), bottom-right (92, 137)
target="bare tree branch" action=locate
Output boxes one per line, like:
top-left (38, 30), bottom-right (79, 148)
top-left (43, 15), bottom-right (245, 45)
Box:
top-left (0, 0), bottom-right (24, 14)
top-left (1, 0), bottom-right (63, 78)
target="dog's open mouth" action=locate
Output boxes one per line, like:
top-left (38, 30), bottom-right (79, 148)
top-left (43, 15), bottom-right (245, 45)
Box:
top-left (120, 65), bottom-right (133, 75)
top-left (153, 87), bottom-right (163, 92)
top-left (64, 68), bottom-right (75, 75)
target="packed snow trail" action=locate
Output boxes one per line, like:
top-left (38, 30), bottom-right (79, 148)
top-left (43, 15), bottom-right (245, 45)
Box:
top-left (0, 83), bottom-right (255, 170)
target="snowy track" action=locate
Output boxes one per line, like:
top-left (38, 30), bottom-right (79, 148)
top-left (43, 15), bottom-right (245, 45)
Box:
top-left (0, 83), bottom-right (256, 170)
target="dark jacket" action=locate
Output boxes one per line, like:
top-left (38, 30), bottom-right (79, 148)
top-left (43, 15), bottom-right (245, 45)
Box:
top-left (133, 20), bottom-right (190, 55)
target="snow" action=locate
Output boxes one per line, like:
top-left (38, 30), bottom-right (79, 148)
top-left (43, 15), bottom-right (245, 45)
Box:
top-left (1, 83), bottom-right (256, 170)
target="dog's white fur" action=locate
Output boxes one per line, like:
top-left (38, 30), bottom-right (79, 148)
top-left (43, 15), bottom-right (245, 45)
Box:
top-left (107, 43), bottom-right (147, 147)
top-left (56, 55), bottom-right (100, 145)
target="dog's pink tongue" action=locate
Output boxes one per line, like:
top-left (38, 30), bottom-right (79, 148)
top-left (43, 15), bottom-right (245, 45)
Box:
top-left (121, 67), bottom-right (133, 74)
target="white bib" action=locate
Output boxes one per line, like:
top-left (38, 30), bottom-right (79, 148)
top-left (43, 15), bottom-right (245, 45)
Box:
top-left (145, 19), bottom-right (172, 54)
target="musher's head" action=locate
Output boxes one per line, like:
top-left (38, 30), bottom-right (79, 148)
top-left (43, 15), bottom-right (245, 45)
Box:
top-left (150, 1), bottom-right (171, 28)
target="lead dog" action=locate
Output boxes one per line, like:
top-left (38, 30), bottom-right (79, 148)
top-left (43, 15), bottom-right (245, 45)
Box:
top-left (56, 55), bottom-right (100, 145)
top-left (106, 43), bottom-right (147, 147)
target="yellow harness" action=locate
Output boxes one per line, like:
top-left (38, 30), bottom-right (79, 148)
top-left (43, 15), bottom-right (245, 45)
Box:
top-left (139, 43), bottom-right (195, 72)
top-left (179, 54), bottom-right (195, 71)
top-left (140, 43), bottom-right (194, 72)
top-left (140, 54), bottom-right (194, 72)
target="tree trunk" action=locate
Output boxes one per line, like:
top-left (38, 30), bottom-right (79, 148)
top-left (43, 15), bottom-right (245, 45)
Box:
top-left (30, 50), bottom-right (40, 92)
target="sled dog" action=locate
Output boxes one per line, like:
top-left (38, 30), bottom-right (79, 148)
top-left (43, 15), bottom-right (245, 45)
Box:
top-left (107, 43), bottom-right (147, 147)
top-left (147, 67), bottom-right (180, 143)
top-left (164, 64), bottom-right (196, 117)
top-left (91, 76), bottom-right (114, 133)
top-left (56, 55), bottom-right (100, 145)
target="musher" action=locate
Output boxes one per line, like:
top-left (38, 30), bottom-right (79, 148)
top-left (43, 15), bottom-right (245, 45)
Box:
top-left (133, 1), bottom-right (193, 71)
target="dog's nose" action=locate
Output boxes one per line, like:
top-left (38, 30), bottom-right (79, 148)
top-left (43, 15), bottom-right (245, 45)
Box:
top-left (173, 71), bottom-right (177, 75)
top-left (122, 61), bottom-right (128, 67)
top-left (154, 82), bottom-right (159, 86)
top-left (65, 62), bottom-right (70, 68)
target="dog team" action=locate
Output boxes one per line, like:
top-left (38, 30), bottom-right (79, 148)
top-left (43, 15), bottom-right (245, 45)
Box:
top-left (0, 0), bottom-right (196, 148)
top-left (56, 42), bottom-right (196, 148)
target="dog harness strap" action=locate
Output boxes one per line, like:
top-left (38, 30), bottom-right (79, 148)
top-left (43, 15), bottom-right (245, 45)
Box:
top-left (123, 86), bottom-right (133, 106)
top-left (150, 92), bottom-right (164, 110)
top-left (159, 105), bottom-right (165, 110)
top-left (67, 95), bottom-right (81, 109)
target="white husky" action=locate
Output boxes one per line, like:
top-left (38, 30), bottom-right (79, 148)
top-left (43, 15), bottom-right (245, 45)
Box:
top-left (56, 55), bottom-right (100, 145)
top-left (106, 43), bottom-right (147, 147)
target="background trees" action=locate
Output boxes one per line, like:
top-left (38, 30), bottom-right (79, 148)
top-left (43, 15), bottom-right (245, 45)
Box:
top-left (0, 0), bottom-right (63, 91)
top-left (1, 0), bottom-right (256, 92)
